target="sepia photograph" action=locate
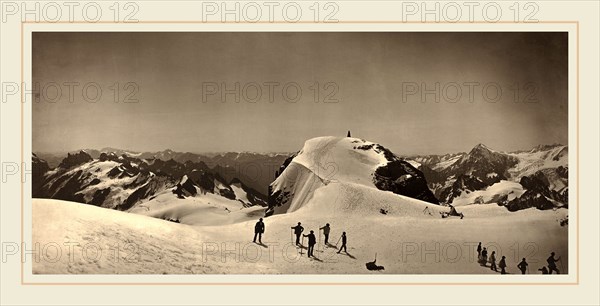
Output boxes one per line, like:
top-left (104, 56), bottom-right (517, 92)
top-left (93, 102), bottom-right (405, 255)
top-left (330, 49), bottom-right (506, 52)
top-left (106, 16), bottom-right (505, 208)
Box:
top-left (31, 31), bottom-right (569, 275)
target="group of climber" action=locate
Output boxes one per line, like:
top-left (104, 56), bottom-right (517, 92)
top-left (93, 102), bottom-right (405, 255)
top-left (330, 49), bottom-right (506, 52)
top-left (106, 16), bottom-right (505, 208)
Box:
top-left (476, 242), bottom-right (562, 275)
top-left (253, 218), bottom-right (347, 258)
top-left (291, 222), bottom-right (347, 258)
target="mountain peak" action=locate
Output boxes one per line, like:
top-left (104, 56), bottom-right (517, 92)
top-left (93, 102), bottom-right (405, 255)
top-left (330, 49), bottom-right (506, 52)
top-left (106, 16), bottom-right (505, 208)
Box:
top-left (58, 150), bottom-right (93, 169)
top-left (474, 143), bottom-right (490, 150)
top-left (267, 136), bottom-right (438, 216)
top-left (469, 143), bottom-right (494, 155)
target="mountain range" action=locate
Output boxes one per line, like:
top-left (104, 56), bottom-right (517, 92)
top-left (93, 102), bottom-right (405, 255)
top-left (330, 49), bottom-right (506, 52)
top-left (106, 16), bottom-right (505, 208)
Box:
top-left (35, 149), bottom-right (289, 195)
top-left (32, 150), bottom-right (269, 223)
top-left (32, 136), bottom-right (569, 274)
top-left (407, 143), bottom-right (568, 211)
top-left (33, 138), bottom-right (568, 225)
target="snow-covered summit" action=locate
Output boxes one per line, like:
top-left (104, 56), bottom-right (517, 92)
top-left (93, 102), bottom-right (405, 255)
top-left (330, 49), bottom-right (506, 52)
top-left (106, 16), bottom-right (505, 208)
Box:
top-left (267, 137), bottom-right (438, 216)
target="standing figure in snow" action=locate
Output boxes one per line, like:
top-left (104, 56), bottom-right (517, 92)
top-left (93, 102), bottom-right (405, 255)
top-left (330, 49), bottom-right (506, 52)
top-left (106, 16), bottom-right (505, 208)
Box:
top-left (253, 218), bottom-right (265, 243)
top-left (480, 247), bottom-right (488, 266)
top-left (477, 242), bottom-right (482, 259)
top-left (320, 223), bottom-right (331, 245)
top-left (291, 222), bottom-right (304, 246)
top-left (547, 252), bottom-right (561, 274)
top-left (499, 256), bottom-right (507, 274)
top-left (489, 251), bottom-right (498, 272)
top-left (337, 232), bottom-right (347, 254)
top-left (517, 258), bottom-right (529, 274)
top-left (303, 230), bottom-right (317, 257)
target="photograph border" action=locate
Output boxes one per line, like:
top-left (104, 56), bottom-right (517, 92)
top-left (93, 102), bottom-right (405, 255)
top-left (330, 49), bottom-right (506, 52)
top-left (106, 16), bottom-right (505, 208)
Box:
top-left (21, 20), bottom-right (579, 286)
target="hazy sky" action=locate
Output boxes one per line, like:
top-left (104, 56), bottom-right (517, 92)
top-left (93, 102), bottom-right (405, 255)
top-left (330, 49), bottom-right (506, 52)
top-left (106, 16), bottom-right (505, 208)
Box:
top-left (33, 32), bottom-right (568, 155)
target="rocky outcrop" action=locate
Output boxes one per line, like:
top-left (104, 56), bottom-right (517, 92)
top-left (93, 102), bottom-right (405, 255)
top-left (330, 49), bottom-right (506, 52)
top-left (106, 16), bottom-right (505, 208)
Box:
top-left (373, 160), bottom-right (439, 205)
top-left (58, 151), bottom-right (93, 169)
top-left (32, 154), bottom-right (50, 198)
top-left (438, 174), bottom-right (489, 204)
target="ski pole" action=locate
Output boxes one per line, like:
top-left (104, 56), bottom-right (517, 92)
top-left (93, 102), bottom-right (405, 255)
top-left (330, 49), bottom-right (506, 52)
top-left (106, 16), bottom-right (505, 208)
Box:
top-left (318, 229), bottom-right (321, 251)
top-left (559, 257), bottom-right (564, 272)
top-left (335, 234), bottom-right (342, 247)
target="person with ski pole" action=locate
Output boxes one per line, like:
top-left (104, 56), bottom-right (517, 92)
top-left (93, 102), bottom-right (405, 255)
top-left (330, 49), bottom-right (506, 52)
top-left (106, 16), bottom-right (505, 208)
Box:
top-left (291, 222), bottom-right (304, 246)
top-left (337, 232), bottom-right (347, 254)
top-left (517, 258), bottom-right (529, 274)
top-left (303, 230), bottom-right (317, 257)
top-left (547, 252), bottom-right (561, 274)
top-left (319, 223), bottom-right (331, 245)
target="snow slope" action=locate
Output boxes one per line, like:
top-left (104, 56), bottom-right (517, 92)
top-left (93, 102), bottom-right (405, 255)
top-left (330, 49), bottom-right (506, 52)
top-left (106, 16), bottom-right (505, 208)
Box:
top-left (31, 139), bottom-right (569, 275)
top-left (509, 145), bottom-right (568, 179)
top-left (268, 136), bottom-right (433, 215)
top-left (450, 180), bottom-right (526, 207)
top-left (33, 190), bottom-right (568, 274)
top-left (129, 189), bottom-right (264, 226)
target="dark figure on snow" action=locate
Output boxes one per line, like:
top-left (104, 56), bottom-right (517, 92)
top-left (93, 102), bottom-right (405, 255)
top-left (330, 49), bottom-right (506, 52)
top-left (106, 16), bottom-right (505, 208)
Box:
top-left (303, 230), bottom-right (317, 257)
top-left (499, 256), bottom-right (507, 274)
top-left (366, 254), bottom-right (385, 271)
top-left (337, 232), bottom-right (347, 254)
top-left (477, 242), bottom-right (482, 258)
top-left (291, 222), bottom-right (304, 245)
top-left (320, 223), bottom-right (331, 245)
top-left (547, 252), bottom-right (561, 274)
top-left (480, 247), bottom-right (488, 266)
top-left (538, 266), bottom-right (549, 274)
top-left (517, 258), bottom-right (529, 274)
top-left (489, 251), bottom-right (498, 272)
top-left (442, 204), bottom-right (464, 219)
top-left (253, 218), bottom-right (265, 243)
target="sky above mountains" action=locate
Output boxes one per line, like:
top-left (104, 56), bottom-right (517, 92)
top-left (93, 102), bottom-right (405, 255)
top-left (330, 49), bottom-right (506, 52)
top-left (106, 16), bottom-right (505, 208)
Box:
top-left (33, 32), bottom-right (568, 155)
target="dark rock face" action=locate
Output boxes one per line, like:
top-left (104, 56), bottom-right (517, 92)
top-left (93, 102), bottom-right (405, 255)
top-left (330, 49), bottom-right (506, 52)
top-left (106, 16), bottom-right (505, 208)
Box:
top-left (32, 154), bottom-right (50, 198)
top-left (363, 143), bottom-right (438, 205)
top-left (438, 174), bottom-right (489, 204)
top-left (274, 153), bottom-right (298, 179)
top-left (505, 190), bottom-right (555, 211)
top-left (417, 163), bottom-right (447, 186)
top-left (230, 177), bottom-right (267, 207)
top-left (90, 188), bottom-right (111, 206)
top-left (58, 151), bottom-right (93, 169)
top-left (266, 189), bottom-right (291, 216)
top-left (501, 167), bottom-right (568, 211)
top-left (187, 169), bottom-right (215, 192)
top-left (444, 144), bottom-right (518, 186)
top-left (50, 170), bottom-right (87, 203)
top-left (374, 159), bottom-right (439, 205)
top-left (118, 179), bottom-right (170, 210)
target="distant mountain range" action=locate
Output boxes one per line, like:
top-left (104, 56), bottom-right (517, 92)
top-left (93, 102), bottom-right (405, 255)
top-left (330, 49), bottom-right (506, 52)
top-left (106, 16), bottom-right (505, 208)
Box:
top-left (33, 141), bottom-right (568, 218)
top-left (35, 149), bottom-right (290, 195)
top-left (32, 150), bottom-right (277, 214)
top-left (407, 143), bottom-right (568, 211)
